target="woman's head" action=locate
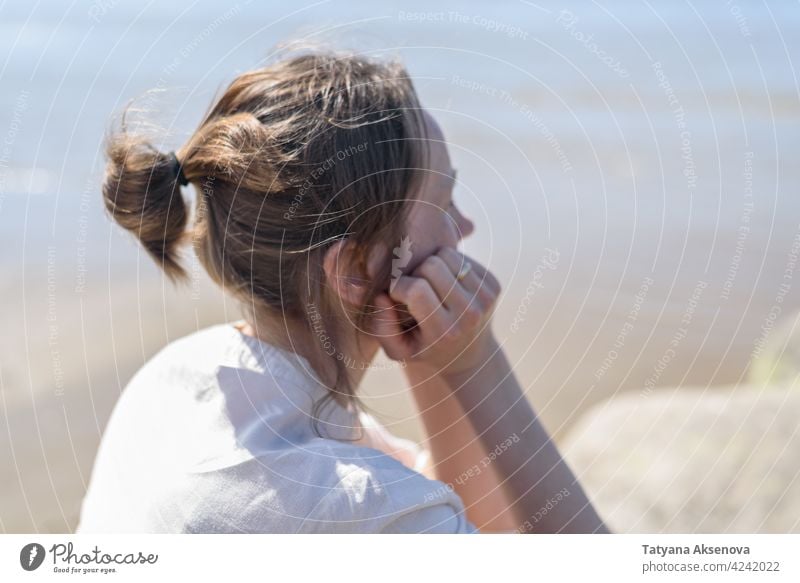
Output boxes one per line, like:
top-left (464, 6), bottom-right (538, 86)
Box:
top-left (102, 49), bottom-right (472, 410)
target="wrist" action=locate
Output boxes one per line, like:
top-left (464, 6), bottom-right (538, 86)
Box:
top-left (439, 332), bottom-right (500, 387)
top-left (403, 361), bottom-right (450, 404)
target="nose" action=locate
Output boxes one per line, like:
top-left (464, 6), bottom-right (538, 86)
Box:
top-left (455, 208), bottom-right (475, 241)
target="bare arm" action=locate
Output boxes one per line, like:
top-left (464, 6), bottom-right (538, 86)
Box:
top-left (371, 246), bottom-right (608, 533)
top-left (404, 361), bottom-right (518, 532)
top-left (439, 336), bottom-right (608, 533)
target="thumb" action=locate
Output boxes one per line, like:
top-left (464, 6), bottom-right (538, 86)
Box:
top-left (370, 293), bottom-right (409, 361)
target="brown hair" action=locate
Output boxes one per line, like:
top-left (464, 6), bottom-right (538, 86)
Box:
top-left (102, 49), bottom-right (429, 419)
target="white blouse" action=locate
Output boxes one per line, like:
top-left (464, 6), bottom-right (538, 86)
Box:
top-left (76, 321), bottom-right (477, 533)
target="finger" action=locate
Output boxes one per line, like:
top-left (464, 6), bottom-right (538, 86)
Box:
top-left (437, 247), bottom-right (496, 310)
top-left (436, 247), bottom-right (481, 291)
top-left (412, 254), bottom-right (470, 313)
top-left (388, 275), bottom-right (450, 332)
top-left (466, 259), bottom-right (501, 295)
top-left (369, 293), bottom-right (408, 360)
top-left (446, 250), bottom-right (501, 295)
top-left (373, 294), bottom-right (414, 361)
top-left (369, 293), bottom-right (403, 336)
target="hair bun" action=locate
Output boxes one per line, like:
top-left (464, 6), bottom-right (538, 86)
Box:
top-left (101, 135), bottom-right (190, 282)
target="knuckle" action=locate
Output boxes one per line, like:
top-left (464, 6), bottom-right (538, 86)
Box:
top-left (407, 279), bottom-right (430, 301)
top-left (476, 284), bottom-right (496, 306)
top-left (390, 276), bottom-right (411, 296)
top-left (418, 255), bottom-right (446, 276)
top-left (438, 246), bottom-right (462, 265)
top-left (488, 272), bottom-right (502, 294)
top-left (443, 326), bottom-right (461, 341)
top-left (462, 305), bottom-right (482, 324)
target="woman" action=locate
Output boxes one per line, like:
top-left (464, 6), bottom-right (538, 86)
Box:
top-left (77, 49), bottom-right (607, 534)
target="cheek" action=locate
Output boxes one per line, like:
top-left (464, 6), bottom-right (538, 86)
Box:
top-left (410, 237), bottom-right (439, 271)
top-left (406, 211), bottom-right (458, 270)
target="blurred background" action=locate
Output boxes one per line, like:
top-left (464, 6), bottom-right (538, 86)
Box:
top-left (1, 0), bottom-right (799, 533)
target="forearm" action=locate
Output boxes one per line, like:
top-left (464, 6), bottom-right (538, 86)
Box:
top-left (371, 247), bottom-right (606, 532)
top-left (405, 362), bottom-right (517, 532)
top-left (443, 337), bottom-right (609, 534)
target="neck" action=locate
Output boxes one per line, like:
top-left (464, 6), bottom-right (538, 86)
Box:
top-left (236, 310), bottom-right (379, 391)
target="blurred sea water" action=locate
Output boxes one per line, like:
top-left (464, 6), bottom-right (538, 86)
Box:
top-left (0, 0), bottom-right (798, 532)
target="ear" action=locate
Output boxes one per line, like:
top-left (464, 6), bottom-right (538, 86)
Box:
top-left (323, 238), bottom-right (368, 307)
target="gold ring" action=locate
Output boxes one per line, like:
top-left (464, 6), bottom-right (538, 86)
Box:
top-left (456, 261), bottom-right (472, 281)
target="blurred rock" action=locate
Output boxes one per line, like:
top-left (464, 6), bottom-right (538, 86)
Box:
top-left (563, 386), bottom-right (800, 533)
top-left (748, 309), bottom-right (800, 389)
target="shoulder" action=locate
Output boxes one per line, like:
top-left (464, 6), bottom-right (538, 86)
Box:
top-left (145, 323), bottom-right (262, 376)
top-left (179, 440), bottom-right (477, 534)
top-left (122, 322), bottom-right (300, 406)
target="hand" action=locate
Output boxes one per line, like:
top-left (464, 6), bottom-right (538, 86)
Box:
top-left (370, 246), bottom-right (502, 377)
